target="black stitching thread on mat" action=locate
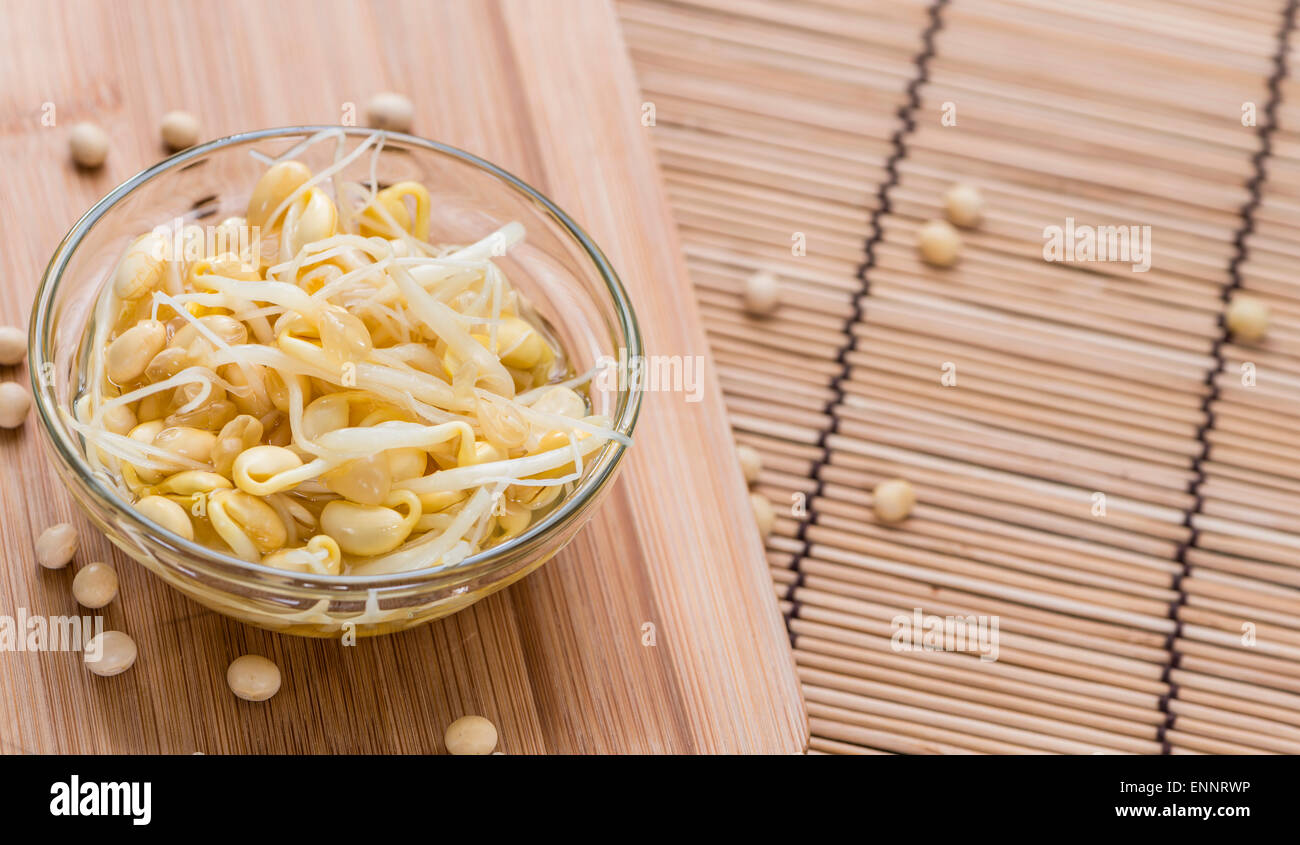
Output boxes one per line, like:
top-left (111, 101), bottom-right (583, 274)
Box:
top-left (782, 0), bottom-right (950, 646)
top-left (1155, 0), bottom-right (1298, 755)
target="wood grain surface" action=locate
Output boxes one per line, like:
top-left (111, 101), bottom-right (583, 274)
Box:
top-left (0, 0), bottom-right (807, 754)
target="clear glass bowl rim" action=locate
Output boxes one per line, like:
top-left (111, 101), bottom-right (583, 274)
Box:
top-left (28, 125), bottom-right (643, 592)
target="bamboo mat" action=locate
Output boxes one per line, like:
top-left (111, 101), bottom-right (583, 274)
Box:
top-left (620, 0), bottom-right (1300, 753)
top-left (0, 0), bottom-right (808, 754)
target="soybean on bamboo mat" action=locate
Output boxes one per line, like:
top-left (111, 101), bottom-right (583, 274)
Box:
top-left (619, 0), bottom-right (1300, 754)
top-left (0, 0), bottom-right (808, 754)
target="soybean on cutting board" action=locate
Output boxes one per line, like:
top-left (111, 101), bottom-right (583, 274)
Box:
top-left (0, 0), bottom-right (807, 753)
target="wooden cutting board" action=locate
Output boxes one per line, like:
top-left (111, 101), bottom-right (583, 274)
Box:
top-left (0, 0), bottom-right (806, 754)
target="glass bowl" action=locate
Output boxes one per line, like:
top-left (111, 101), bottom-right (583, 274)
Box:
top-left (29, 127), bottom-right (641, 637)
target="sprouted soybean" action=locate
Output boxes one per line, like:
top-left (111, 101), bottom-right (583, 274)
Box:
top-left (70, 130), bottom-right (625, 576)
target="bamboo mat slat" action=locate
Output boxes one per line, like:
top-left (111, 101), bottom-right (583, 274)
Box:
top-left (0, 0), bottom-right (808, 754)
top-left (621, 0), bottom-right (1300, 753)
